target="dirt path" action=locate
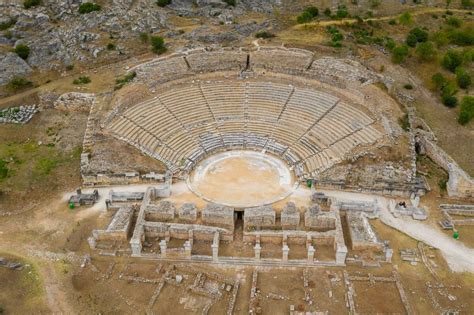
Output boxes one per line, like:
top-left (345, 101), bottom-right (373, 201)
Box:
top-left (39, 262), bottom-right (75, 314)
top-left (320, 189), bottom-right (474, 273)
top-left (296, 8), bottom-right (471, 28)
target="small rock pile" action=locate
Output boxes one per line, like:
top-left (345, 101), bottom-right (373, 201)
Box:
top-left (0, 104), bottom-right (38, 124)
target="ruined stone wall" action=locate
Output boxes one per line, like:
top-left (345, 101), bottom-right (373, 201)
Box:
top-left (418, 134), bottom-right (473, 198)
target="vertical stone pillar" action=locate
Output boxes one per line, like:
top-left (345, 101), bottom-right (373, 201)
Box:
top-left (307, 245), bottom-right (315, 262)
top-left (385, 248), bottom-right (393, 263)
top-left (211, 243), bottom-right (219, 262)
top-left (159, 239), bottom-right (167, 258)
top-left (282, 244), bottom-right (289, 262)
top-left (184, 241), bottom-right (192, 259)
top-left (254, 243), bottom-right (261, 261)
top-left (188, 230), bottom-right (194, 246)
top-left (130, 237), bottom-right (142, 256)
top-left (336, 244), bottom-right (347, 265)
top-left (306, 235), bottom-right (312, 249)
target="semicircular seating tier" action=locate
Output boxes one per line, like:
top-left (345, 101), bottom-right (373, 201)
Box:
top-left (107, 81), bottom-right (385, 179)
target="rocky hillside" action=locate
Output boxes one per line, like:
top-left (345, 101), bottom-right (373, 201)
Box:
top-left (0, 0), bottom-right (280, 85)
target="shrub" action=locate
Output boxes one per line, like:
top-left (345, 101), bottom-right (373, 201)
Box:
top-left (432, 31), bottom-right (449, 47)
top-left (458, 96), bottom-right (474, 125)
top-left (223, 0), bottom-right (236, 6)
top-left (403, 84), bottom-right (413, 90)
top-left (323, 8), bottom-right (331, 17)
top-left (399, 11), bottom-right (412, 25)
top-left (446, 16), bottom-right (462, 28)
top-left (384, 37), bottom-right (396, 51)
top-left (370, 0), bottom-right (381, 8)
top-left (306, 6), bottom-right (319, 17)
top-left (78, 2), bottom-right (101, 14)
top-left (461, 0), bottom-right (473, 8)
top-left (388, 19), bottom-right (396, 25)
top-left (441, 80), bottom-right (458, 97)
top-left (456, 68), bottom-right (471, 89)
top-left (139, 32), bottom-right (149, 43)
top-left (335, 5), bottom-right (349, 19)
top-left (438, 178), bottom-right (447, 191)
top-left (65, 64), bottom-right (74, 71)
top-left (156, 0), bottom-right (171, 7)
top-left (416, 41), bottom-right (437, 61)
top-left (14, 44), bottom-right (30, 60)
top-left (0, 159), bottom-right (8, 180)
top-left (398, 114), bottom-right (410, 131)
top-left (72, 76), bottom-right (91, 85)
top-left (150, 35), bottom-right (166, 54)
top-left (432, 72), bottom-right (446, 90)
top-left (441, 50), bottom-right (463, 72)
top-left (6, 77), bottom-right (33, 91)
top-left (255, 30), bottom-right (275, 39)
top-left (442, 94), bottom-right (457, 107)
top-left (106, 43), bottom-right (115, 50)
top-left (0, 18), bottom-right (16, 31)
top-left (114, 71), bottom-right (136, 90)
top-left (447, 27), bottom-right (474, 46)
top-left (391, 45), bottom-right (409, 64)
top-left (408, 27), bottom-right (428, 44)
top-left (24, 0), bottom-right (40, 9)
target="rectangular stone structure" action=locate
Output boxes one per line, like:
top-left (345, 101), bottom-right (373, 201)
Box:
top-left (281, 202), bottom-right (300, 230)
top-left (179, 203), bottom-right (198, 222)
top-left (145, 201), bottom-right (175, 222)
top-left (244, 206), bottom-right (275, 230)
top-left (202, 203), bottom-right (235, 230)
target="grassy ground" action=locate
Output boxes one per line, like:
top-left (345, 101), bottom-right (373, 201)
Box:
top-left (0, 252), bottom-right (49, 314)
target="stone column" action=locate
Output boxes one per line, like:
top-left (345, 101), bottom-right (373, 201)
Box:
top-left (254, 243), bottom-right (261, 261)
top-left (130, 238), bottom-right (142, 256)
top-left (211, 243), bottom-right (219, 262)
top-left (282, 244), bottom-right (289, 262)
top-left (188, 230), bottom-right (194, 246)
top-left (184, 241), bottom-right (192, 259)
top-left (159, 239), bottom-right (167, 258)
top-left (336, 244), bottom-right (347, 265)
top-left (385, 248), bottom-right (393, 263)
top-left (307, 245), bottom-right (315, 262)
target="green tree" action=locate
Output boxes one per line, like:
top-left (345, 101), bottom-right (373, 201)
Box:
top-left (458, 96), bottom-right (474, 125)
top-left (442, 94), bottom-right (457, 107)
top-left (14, 44), bottom-right (30, 60)
top-left (150, 35), bottom-right (166, 54)
top-left (416, 41), bottom-right (437, 61)
top-left (297, 11), bottom-right (313, 24)
top-left (406, 33), bottom-right (418, 47)
top-left (391, 45), bottom-right (409, 64)
top-left (456, 67), bottom-right (472, 89)
top-left (409, 27), bottom-right (428, 42)
top-left (441, 50), bottom-right (463, 72)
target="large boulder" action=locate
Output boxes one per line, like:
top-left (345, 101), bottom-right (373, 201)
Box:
top-left (0, 52), bottom-right (33, 85)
